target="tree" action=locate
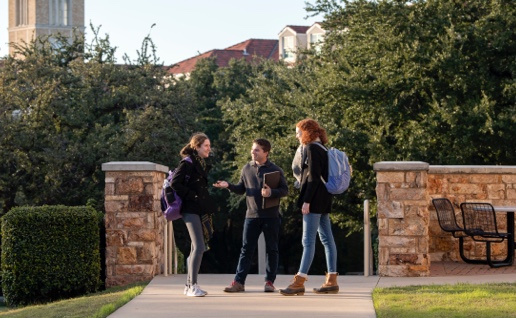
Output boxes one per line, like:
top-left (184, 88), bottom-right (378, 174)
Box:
top-left (0, 28), bottom-right (198, 214)
top-left (308, 0), bottom-right (516, 165)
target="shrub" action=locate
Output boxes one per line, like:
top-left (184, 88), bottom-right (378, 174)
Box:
top-left (1, 205), bottom-right (101, 306)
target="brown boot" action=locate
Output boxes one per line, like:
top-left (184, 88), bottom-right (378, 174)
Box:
top-left (313, 273), bottom-right (339, 294)
top-left (279, 274), bottom-right (306, 296)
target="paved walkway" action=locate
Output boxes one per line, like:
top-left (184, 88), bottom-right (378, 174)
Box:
top-left (108, 262), bottom-right (516, 318)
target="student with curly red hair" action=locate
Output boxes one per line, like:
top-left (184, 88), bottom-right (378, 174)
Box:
top-left (280, 119), bottom-right (339, 296)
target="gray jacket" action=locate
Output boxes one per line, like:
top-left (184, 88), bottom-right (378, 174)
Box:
top-left (227, 160), bottom-right (288, 218)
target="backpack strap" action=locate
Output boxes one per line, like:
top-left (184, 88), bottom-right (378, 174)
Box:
top-left (312, 141), bottom-right (327, 151)
top-left (309, 142), bottom-right (329, 184)
top-left (181, 156), bottom-right (193, 182)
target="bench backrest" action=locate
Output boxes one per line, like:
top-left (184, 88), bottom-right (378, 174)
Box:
top-left (432, 198), bottom-right (464, 234)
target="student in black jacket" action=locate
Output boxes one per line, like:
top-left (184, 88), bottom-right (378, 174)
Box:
top-left (280, 119), bottom-right (339, 296)
top-left (214, 138), bottom-right (288, 293)
top-left (172, 132), bottom-right (216, 297)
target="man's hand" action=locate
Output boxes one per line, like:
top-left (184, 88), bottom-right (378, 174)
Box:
top-left (262, 184), bottom-right (271, 197)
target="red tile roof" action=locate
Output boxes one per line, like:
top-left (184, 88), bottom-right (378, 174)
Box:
top-left (168, 39), bottom-right (279, 75)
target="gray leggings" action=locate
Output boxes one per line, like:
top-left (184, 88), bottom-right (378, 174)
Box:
top-left (183, 213), bottom-right (205, 285)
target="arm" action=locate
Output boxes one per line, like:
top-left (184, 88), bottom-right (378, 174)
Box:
top-left (302, 144), bottom-right (325, 204)
top-left (171, 160), bottom-right (197, 201)
top-left (213, 167), bottom-right (247, 195)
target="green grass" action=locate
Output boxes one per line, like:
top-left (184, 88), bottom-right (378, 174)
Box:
top-left (373, 283), bottom-right (516, 318)
top-left (0, 281), bottom-right (149, 318)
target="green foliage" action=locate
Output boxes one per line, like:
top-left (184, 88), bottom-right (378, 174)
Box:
top-left (0, 26), bottom-right (198, 215)
top-left (310, 0), bottom-right (516, 165)
top-left (1, 206), bottom-right (101, 306)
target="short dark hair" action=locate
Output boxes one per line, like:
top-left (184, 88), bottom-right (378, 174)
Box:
top-left (253, 138), bottom-right (271, 154)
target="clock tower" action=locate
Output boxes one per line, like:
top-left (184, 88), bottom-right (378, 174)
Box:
top-left (8, 0), bottom-right (85, 56)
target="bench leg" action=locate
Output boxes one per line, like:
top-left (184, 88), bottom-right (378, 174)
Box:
top-left (458, 237), bottom-right (489, 264)
top-left (486, 235), bottom-right (514, 268)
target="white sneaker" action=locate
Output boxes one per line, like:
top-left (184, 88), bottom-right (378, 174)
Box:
top-left (184, 284), bottom-right (189, 295)
top-left (186, 284), bottom-right (207, 297)
top-left (197, 284), bottom-right (208, 295)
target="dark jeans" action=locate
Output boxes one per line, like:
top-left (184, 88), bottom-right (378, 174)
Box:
top-left (234, 217), bottom-right (280, 284)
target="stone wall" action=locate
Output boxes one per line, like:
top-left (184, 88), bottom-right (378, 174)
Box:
top-left (374, 162), bottom-right (516, 277)
top-left (428, 166), bottom-right (516, 264)
top-left (102, 161), bottom-right (168, 288)
top-left (374, 162), bottom-right (430, 277)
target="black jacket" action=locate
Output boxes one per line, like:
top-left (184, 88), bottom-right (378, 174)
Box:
top-left (171, 155), bottom-right (216, 216)
top-left (298, 143), bottom-right (333, 214)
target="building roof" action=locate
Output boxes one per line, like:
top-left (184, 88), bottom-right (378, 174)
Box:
top-left (168, 39), bottom-right (279, 76)
top-left (279, 25), bottom-right (311, 35)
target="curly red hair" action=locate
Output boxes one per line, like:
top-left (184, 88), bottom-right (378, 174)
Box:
top-left (296, 119), bottom-right (328, 145)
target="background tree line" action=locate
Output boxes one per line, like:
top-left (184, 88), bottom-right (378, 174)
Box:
top-left (0, 0), bottom-right (514, 275)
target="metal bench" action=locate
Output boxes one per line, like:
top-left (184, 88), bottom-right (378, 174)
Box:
top-left (460, 202), bottom-right (514, 268)
top-left (432, 198), bottom-right (488, 265)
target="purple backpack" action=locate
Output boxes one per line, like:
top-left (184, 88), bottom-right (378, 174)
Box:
top-left (160, 157), bottom-right (192, 221)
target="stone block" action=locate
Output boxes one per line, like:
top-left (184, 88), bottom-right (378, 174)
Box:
top-left (377, 172), bottom-right (405, 183)
top-left (406, 171), bottom-right (427, 188)
top-left (378, 201), bottom-right (404, 218)
top-left (390, 247), bottom-right (416, 254)
top-left (122, 217), bottom-right (145, 228)
top-left (105, 177), bottom-right (115, 183)
top-left (450, 183), bottom-right (484, 194)
top-left (137, 242), bottom-right (157, 261)
top-left (502, 175), bottom-right (516, 183)
top-left (128, 195), bottom-right (153, 212)
top-left (128, 230), bottom-right (157, 242)
top-left (388, 218), bottom-right (426, 236)
top-left (105, 183), bottom-right (115, 196)
top-left (378, 265), bottom-right (409, 277)
top-left (377, 218), bottom-right (388, 236)
top-left (470, 175), bottom-right (500, 184)
top-left (104, 200), bottom-right (128, 213)
top-left (104, 212), bottom-right (117, 229)
top-left (390, 188), bottom-right (426, 201)
top-left (507, 189), bottom-right (516, 199)
top-left (116, 177), bottom-right (145, 195)
top-left (106, 230), bottom-right (126, 246)
top-left (117, 247), bottom-right (137, 264)
top-left (378, 247), bottom-right (390, 264)
top-left (376, 183), bottom-right (388, 201)
top-left (381, 236), bottom-right (416, 248)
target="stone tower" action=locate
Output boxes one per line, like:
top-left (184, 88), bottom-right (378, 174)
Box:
top-left (8, 0), bottom-right (85, 56)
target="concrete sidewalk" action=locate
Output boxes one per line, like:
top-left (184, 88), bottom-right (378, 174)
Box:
top-left (107, 271), bottom-right (516, 318)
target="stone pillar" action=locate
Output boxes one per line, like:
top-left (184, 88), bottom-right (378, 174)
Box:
top-left (102, 161), bottom-right (168, 287)
top-left (374, 161), bottom-right (430, 277)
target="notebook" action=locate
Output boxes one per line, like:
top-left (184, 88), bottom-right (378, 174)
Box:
top-left (262, 171), bottom-right (281, 209)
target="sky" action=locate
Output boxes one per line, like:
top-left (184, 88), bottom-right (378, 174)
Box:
top-left (0, 0), bottom-right (322, 65)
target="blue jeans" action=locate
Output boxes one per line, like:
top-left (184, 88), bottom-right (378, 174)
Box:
top-left (234, 218), bottom-right (280, 284)
top-left (298, 213), bottom-right (337, 274)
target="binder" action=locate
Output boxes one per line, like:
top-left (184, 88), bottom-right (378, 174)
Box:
top-left (262, 171), bottom-right (281, 209)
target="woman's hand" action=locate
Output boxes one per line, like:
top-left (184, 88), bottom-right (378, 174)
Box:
top-left (213, 180), bottom-right (228, 188)
top-left (302, 202), bottom-right (310, 215)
